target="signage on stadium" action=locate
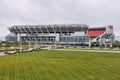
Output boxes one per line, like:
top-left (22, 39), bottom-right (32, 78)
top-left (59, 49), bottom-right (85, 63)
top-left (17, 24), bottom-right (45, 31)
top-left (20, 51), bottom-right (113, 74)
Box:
top-left (26, 33), bottom-right (38, 36)
top-left (106, 25), bottom-right (113, 34)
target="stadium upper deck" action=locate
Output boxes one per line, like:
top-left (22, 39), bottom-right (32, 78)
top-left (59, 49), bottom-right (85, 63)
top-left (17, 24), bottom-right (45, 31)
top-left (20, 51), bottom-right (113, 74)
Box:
top-left (8, 24), bottom-right (89, 34)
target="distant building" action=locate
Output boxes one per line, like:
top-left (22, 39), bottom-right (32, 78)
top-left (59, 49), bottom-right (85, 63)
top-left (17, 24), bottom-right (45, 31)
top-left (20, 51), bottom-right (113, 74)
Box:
top-left (5, 34), bottom-right (17, 42)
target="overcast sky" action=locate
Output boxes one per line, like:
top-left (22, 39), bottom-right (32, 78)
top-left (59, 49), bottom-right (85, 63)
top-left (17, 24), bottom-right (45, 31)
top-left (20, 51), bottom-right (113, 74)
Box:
top-left (0, 0), bottom-right (120, 37)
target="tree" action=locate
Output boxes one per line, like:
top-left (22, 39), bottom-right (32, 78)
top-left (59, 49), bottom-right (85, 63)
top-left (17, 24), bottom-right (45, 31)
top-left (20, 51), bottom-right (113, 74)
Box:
top-left (0, 42), bottom-right (1, 48)
top-left (22, 42), bottom-right (29, 45)
top-left (113, 40), bottom-right (120, 48)
top-left (4, 42), bottom-right (11, 47)
top-left (14, 42), bottom-right (20, 47)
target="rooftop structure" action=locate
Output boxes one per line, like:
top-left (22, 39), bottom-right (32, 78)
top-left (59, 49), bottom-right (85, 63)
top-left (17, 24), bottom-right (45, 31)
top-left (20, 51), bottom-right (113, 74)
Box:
top-left (8, 24), bottom-right (89, 34)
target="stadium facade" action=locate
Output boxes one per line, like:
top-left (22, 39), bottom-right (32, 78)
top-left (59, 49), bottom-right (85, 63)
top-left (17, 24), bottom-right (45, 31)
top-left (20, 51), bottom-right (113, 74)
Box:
top-left (8, 24), bottom-right (114, 47)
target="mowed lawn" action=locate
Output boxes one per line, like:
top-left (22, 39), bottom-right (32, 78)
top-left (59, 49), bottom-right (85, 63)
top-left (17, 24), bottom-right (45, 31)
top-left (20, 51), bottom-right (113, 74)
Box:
top-left (0, 50), bottom-right (120, 80)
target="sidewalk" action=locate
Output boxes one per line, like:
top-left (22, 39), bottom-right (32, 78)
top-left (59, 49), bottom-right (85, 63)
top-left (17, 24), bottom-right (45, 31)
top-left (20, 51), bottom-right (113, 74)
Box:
top-left (0, 52), bottom-right (7, 56)
top-left (52, 49), bottom-right (120, 53)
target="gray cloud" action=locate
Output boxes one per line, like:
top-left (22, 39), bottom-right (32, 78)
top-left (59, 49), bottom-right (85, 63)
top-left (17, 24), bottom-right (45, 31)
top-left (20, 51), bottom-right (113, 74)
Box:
top-left (0, 0), bottom-right (120, 37)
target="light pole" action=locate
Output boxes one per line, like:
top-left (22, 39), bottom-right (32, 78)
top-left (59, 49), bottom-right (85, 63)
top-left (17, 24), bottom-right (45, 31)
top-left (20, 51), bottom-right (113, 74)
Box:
top-left (19, 34), bottom-right (22, 53)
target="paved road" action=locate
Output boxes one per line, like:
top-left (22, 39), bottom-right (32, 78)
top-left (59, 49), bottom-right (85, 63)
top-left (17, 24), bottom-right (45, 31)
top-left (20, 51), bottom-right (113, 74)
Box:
top-left (52, 49), bottom-right (120, 53)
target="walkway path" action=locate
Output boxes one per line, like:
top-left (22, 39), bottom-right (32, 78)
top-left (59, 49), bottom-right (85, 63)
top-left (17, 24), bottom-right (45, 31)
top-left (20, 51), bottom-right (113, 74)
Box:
top-left (0, 52), bottom-right (6, 56)
top-left (52, 49), bottom-right (120, 53)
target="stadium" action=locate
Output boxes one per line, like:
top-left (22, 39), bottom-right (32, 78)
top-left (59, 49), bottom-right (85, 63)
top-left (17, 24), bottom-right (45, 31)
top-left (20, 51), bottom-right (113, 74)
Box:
top-left (8, 24), bottom-right (114, 47)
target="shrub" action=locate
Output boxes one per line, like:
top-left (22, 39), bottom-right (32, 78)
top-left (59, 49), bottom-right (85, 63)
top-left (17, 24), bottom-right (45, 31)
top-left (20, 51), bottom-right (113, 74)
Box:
top-left (57, 47), bottom-right (64, 49)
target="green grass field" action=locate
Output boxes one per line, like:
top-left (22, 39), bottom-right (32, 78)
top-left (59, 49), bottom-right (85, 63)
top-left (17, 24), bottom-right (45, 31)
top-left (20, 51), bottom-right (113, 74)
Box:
top-left (0, 50), bottom-right (120, 80)
top-left (0, 47), bottom-right (15, 51)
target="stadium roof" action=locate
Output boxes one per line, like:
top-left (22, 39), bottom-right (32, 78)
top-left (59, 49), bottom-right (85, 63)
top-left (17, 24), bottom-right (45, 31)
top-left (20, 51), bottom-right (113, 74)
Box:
top-left (89, 25), bottom-right (113, 30)
top-left (8, 24), bottom-right (89, 34)
top-left (89, 27), bottom-right (106, 30)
